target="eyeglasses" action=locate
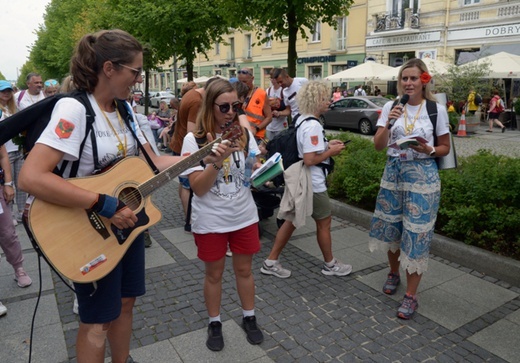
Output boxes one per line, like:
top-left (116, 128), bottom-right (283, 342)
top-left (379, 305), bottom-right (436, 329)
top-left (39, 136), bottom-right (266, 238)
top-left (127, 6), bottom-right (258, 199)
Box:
top-left (44, 79), bottom-right (58, 87)
top-left (116, 63), bottom-right (142, 80)
top-left (237, 70), bottom-right (252, 76)
top-left (214, 101), bottom-right (242, 114)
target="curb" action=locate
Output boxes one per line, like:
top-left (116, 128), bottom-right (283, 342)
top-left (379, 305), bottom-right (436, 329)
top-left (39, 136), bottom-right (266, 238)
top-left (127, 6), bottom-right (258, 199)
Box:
top-left (330, 199), bottom-right (520, 287)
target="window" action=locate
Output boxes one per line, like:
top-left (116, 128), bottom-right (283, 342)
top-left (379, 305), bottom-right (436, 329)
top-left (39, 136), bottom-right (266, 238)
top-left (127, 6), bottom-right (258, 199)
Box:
top-left (311, 22), bottom-right (321, 42)
top-left (336, 17), bottom-right (347, 51)
top-left (215, 42), bottom-right (220, 55)
top-left (308, 66), bottom-right (322, 80)
top-left (265, 32), bottom-right (272, 48)
top-left (228, 38), bottom-right (235, 60)
top-left (464, 0), bottom-right (480, 4)
top-left (245, 34), bottom-right (252, 59)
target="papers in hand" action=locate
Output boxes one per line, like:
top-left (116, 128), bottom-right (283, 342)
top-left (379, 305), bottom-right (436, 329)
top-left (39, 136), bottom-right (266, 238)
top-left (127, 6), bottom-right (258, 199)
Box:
top-left (389, 136), bottom-right (428, 150)
top-left (250, 152), bottom-right (284, 188)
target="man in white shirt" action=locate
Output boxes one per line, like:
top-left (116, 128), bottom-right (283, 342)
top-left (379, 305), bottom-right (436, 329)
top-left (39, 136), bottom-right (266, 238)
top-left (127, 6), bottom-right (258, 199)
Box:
top-left (15, 73), bottom-right (45, 110)
top-left (265, 74), bottom-right (287, 140)
top-left (271, 68), bottom-right (308, 124)
top-left (354, 85), bottom-right (366, 97)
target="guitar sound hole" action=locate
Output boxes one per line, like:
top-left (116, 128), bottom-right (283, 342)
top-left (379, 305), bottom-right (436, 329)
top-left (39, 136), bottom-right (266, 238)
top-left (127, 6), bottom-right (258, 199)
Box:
top-left (118, 187), bottom-right (142, 211)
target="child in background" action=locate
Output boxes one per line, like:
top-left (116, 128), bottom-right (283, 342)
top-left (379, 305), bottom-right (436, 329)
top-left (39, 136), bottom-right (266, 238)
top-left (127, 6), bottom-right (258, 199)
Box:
top-left (43, 79), bottom-right (60, 97)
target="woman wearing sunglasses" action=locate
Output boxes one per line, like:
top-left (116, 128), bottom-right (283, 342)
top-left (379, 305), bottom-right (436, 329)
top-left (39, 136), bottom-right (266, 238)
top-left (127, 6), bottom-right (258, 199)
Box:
top-left (180, 78), bottom-right (264, 352)
top-left (43, 79), bottom-right (60, 97)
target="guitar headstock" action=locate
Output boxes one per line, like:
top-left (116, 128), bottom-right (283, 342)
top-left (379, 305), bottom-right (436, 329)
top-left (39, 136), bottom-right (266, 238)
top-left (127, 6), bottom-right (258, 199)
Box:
top-left (221, 123), bottom-right (243, 144)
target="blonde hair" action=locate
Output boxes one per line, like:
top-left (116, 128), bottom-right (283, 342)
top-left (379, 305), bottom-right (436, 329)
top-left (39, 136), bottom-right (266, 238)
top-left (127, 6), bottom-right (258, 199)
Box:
top-left (59, 75), bottom-right (76, 93)
top-left (397, 58), bottom-right (437, 102)
top-left (0, 90), bottom-right (17, 115)
top-left (296, 81), bottom-right (330, 116)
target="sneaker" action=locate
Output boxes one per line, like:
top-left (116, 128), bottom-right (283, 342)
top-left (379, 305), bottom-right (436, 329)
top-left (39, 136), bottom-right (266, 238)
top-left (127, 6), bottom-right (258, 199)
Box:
top-left (110, 355), bottom-right (137, 363)
top-left (321, 259), bottom-right (353, 276)
top-left (0, 302), bottom-right (6, 317)
top-left (502, 127), bottom-right (506, 133)
top-left (226, 248), bottom-right (232, 257)
top-left (260, 261), bottom-right (291, 278)
top-left (14, 267), bottom-right (32, 288)
top-left (383, 273), bottom-right (401, 295)
top-left (242, 316), bottom-right (264, 345)
top-left (17, 213), bottom-right (23, 223)
top-left (397, 294), bottom-right (418, 320)
top-left (12, 218), bottom-right (18, 226)
top-left (143, 230), bottom-right (152, 248)
top-left (486, 130), bottom-right (493, 132)
top-left (73, 296), bottom-right (79, 315)
top-left (206, 321), bottom-right (224, 351)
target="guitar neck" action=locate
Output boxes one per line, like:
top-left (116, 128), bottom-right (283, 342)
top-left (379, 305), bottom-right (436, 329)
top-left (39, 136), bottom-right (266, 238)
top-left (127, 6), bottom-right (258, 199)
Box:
top-left (138, 137), bottom-right (222, 197)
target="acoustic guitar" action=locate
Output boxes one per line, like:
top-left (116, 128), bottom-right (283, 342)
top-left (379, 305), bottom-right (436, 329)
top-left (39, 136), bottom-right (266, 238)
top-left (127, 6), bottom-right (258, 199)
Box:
top-left (26, 125), bottom-right (242, 283)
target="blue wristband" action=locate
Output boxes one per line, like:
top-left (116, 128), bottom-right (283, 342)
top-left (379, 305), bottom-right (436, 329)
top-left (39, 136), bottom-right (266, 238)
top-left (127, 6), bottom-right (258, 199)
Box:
top-left (90, 194), bottom-right (118, 218)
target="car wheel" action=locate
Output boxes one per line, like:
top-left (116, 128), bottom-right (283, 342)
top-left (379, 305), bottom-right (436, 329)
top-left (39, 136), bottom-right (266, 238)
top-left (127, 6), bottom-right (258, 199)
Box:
top-left (359, 119), bottom-right (373, 135)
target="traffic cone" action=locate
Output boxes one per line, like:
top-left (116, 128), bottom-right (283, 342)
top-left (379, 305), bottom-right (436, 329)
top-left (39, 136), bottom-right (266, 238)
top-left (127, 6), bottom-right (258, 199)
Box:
top-left (456, 110), bottom-right (467, 137)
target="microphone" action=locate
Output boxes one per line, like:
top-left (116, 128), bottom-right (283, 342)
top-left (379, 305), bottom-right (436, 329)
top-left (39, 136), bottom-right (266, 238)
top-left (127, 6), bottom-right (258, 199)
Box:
top-left (387, 94), bottom-right (410, 129)
top-left (232, 151), bottom-right (240, 168)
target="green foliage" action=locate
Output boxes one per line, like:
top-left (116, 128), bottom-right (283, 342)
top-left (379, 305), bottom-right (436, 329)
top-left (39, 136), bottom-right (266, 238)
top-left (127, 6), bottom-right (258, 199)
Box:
top-left (448, 112), bottom-right (459, 131)
top-left (328, 133), bottom-right (386, 210)
top-left (328, 137), bottom-right (520, 260)
top-left (244, 0), bottom-right (354, 76)
top-left (514, 98), bottom-right (520, 115)
top-left (0, 71), bottom-right (5, 80)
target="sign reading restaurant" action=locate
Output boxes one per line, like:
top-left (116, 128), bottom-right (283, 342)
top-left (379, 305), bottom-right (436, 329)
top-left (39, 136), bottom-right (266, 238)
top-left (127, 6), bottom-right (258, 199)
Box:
top-left (366, 31), bottom-right (441, 48)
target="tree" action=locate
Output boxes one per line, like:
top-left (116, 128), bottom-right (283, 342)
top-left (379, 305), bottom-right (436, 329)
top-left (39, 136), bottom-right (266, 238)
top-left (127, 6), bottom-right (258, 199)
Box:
top-left (245, 0), bottom-right (354, 76)
top-left (436, 60), bottom-right (491, 109)
top-left (0, 71), bottom-right (5, 80)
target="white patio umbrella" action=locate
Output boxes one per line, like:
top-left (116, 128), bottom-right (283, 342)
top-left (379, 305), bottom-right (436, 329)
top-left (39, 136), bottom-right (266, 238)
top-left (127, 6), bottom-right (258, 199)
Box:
top-left (462, 51), bottom-right (520, 79)
top-left (325, 61), bottom-right (394, 82)
top-left (376, 58), bottom-right (452, 81)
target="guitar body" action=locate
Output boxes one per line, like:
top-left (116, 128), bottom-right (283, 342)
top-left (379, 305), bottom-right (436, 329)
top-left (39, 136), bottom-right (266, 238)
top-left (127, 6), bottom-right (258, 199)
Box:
top-left (27, 157), bottom-right (162, 283)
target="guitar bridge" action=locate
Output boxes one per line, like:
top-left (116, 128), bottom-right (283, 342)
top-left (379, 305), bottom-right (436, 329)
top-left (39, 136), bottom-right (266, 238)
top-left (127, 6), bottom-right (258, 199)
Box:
top-left (86, 210), bottom-right (110, 239)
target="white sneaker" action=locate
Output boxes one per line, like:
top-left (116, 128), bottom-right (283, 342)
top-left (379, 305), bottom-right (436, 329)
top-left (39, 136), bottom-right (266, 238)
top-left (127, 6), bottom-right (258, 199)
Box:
top-left (260, 260), bottom-right (291, 278)
top-left (321, 259), bottom-right (353, 276)
top-left (0, 302), bottom-right (7, 317)
top-left (12, 218), bottom-right (18, 226)
top-left (73, 296), bottom-right (79, 315)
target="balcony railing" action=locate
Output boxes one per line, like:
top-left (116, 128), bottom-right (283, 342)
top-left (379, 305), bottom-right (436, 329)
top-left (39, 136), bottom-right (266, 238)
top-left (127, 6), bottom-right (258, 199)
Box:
top-left (373, 8), bottom-right (420, 32)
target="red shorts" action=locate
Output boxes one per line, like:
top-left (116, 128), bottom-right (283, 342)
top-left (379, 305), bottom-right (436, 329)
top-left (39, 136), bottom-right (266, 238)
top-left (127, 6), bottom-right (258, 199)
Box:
top-left (194, 223), bottom-right (260, 262)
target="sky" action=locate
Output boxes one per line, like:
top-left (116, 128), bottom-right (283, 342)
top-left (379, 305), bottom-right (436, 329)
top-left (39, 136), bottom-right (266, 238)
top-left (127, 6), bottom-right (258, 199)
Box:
top-left (0, 0), bottom-right (51, 81)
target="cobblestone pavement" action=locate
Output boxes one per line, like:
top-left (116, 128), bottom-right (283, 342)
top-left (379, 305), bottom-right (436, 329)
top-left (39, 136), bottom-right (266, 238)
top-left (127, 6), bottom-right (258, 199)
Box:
top-left (1, 126), bottom-right (519, 362)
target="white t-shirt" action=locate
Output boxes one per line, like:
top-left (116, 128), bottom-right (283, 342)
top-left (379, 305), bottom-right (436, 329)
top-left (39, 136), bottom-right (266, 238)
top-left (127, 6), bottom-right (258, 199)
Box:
top-left (15, 90), bottom-right (45, 111)
top-left (282, 77), bottom-right (308, 119)
top-left (376, 100), bottom-right (450, 158)
top-left (354, 88), bottom-right (366, 96)
top-left (180, 130), bottom-right (260, 234)
top-left (295, 114), bottom-right (331, 193)
top-left (0, 108), bottom-right (19, 153)
top-left (36, 94), bottom-right (147, 178)
top-left (266, 86), bottom-right (287, 132)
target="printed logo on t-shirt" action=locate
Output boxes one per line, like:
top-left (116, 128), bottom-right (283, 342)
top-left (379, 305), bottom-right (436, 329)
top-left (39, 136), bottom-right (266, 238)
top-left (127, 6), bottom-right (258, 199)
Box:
top-left (310, 135), bottom-right (319, 146)
top-left (55, 119), bottom-right (75, 139)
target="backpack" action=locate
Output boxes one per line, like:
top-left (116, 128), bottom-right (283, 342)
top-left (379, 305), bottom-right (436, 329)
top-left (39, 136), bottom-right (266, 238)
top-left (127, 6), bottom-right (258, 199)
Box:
top-left (494, 97), bottom-right (504, 113)
top-left (266, 117), bottom-right (333, 186)
top-left (0, 90), bottom-right (157, 178)
top-left (473, 93), bottom-right (482, 106)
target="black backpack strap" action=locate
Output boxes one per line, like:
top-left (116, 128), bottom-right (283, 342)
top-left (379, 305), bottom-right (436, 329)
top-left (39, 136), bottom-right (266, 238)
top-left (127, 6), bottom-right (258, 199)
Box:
top-left (426, 99), bottom-right (438, 146)
top-left (117, 100), bottom-right (160, 175)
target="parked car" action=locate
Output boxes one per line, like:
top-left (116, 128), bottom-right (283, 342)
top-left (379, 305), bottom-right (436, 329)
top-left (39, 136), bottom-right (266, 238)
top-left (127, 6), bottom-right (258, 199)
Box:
top-left (320, 96), bottom-right (390, 135)
top-left (149, 91), bottom-right (176, 108)
top-left (139, 92), bottom-right (152, 106)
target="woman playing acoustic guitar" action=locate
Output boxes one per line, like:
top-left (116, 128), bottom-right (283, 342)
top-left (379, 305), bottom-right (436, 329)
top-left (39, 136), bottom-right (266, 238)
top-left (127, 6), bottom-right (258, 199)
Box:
top-left (19, 30), bottom-right (228, 363)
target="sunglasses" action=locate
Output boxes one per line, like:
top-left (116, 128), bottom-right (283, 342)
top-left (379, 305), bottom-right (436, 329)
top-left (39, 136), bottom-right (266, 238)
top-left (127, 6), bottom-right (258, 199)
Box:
top-left (214, 101), bottom-right (242, 114)
top-left (116, 63), bottom-right (142, 80)
top-left (44, 79), bottom-right (58, 87)
top-left (237, 70), bottom-right (252, 76)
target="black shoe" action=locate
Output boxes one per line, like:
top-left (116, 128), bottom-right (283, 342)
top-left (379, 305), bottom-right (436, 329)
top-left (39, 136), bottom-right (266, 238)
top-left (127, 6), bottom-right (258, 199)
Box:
top-left (206, 321), bottom-right (224, 351)
top-left (242, 316), bottom-right (264, 345)
top-left (502, 127), bottom-right (506, 133)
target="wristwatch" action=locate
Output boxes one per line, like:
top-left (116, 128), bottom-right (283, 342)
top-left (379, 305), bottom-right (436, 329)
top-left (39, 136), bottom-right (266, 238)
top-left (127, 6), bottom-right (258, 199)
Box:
top-left (429, 147), bottom-right (436, 156)
top-left (4, 181), bottom-right (14, 187)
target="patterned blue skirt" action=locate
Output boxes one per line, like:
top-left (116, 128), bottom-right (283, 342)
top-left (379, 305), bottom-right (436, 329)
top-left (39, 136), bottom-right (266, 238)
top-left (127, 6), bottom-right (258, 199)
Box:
top-left (369, 157), bottom-right (440, 275)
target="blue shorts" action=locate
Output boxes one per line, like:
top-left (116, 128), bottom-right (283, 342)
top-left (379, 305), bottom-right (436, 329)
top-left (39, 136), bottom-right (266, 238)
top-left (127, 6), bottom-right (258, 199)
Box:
top-left (74, 234), bottom-right (146, 324)
top-left (172, 151), bottom-right (191, 189)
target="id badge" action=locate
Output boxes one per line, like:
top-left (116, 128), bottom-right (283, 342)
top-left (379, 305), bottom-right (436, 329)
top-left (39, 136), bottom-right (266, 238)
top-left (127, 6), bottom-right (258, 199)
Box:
top-left (399, 149), bottom-right (414, 162)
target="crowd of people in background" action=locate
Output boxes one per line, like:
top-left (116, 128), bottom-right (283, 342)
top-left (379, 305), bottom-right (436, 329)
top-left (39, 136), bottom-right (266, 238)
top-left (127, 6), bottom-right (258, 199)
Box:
top-left (0, 27), bottom-right (516, 361)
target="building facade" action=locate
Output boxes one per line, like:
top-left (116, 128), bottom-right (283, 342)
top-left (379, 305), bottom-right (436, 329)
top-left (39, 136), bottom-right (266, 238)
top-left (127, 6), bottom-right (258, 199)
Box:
top-left (148, 0), bottom-right (520, 96)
